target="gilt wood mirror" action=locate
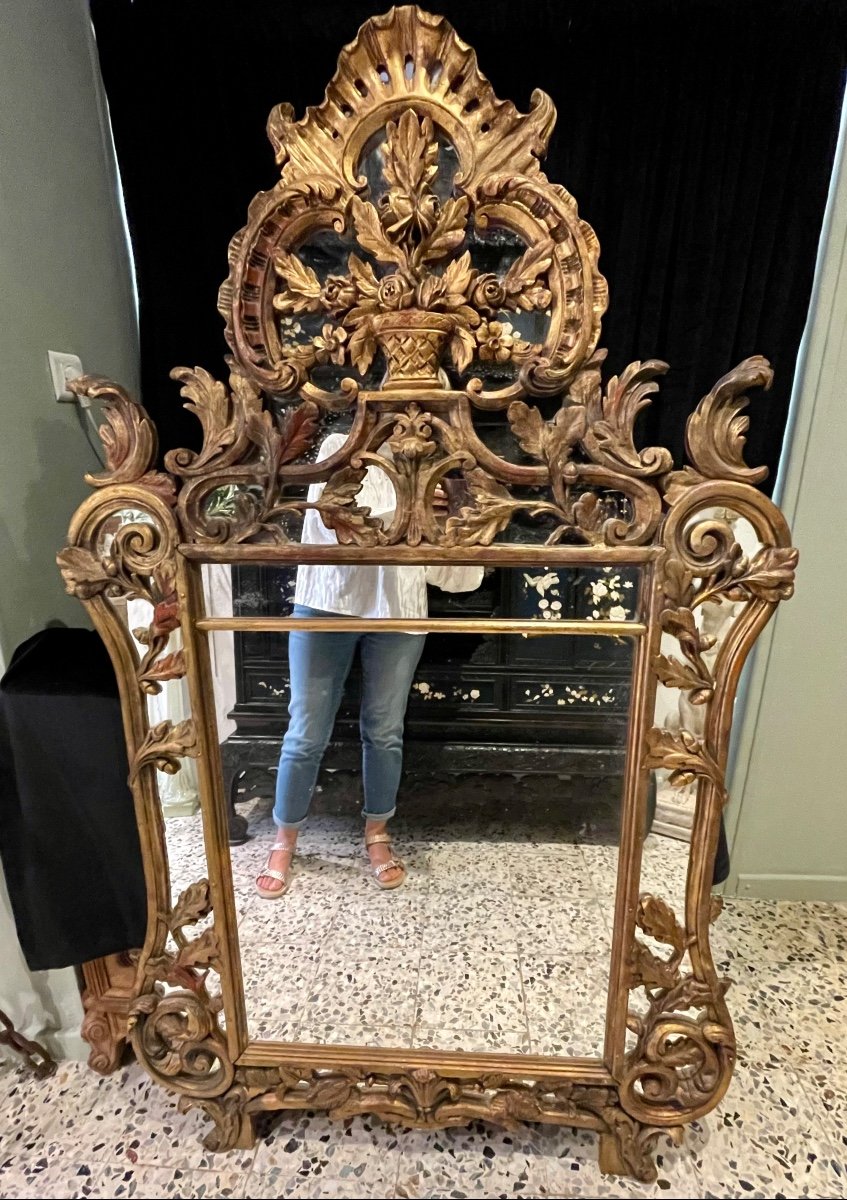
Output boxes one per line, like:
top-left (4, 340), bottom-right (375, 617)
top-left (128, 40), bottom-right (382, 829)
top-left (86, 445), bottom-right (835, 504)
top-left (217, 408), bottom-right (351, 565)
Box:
top-left (59, 6), bottom-right (797, 1181)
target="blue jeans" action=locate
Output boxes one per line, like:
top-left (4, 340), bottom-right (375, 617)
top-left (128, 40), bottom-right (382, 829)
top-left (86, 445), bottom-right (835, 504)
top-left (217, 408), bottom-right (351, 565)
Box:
top-left (273, 606), bottom-right (425, 829)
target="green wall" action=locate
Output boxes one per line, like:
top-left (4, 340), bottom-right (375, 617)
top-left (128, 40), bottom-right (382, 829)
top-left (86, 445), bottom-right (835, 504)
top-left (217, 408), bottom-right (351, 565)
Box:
top-left (0, 0), bottom-right (138, 665)
top-left (725, 103), bottom-right (847, 902)
top-left (0, 0), bottom-right (138, 1057)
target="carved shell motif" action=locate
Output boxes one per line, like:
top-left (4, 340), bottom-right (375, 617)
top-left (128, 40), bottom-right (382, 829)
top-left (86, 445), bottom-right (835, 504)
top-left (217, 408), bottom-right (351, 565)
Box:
top-left (218, 5), bottom-right (606, 405)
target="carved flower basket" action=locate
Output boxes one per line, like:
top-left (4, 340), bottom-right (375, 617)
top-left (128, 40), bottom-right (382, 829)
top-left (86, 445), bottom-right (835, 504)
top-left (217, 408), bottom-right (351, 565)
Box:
top-left (371, 310), bottom-right (454, 389)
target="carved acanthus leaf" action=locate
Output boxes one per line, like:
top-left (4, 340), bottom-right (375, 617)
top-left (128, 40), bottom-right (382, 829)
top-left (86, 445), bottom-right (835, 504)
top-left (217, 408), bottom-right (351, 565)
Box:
top-left (685, 355), bottom-right (772, 485)
top-left (661, 465), bottom-right (708, 507)
top-left (443, 469), bottom-right (517, 547)
top-left (166, 365), bottom-right (263, 475)
top-left (582, 360), bottom-right (672, 475)
top-left (67, 376), bottom-right (176, 503)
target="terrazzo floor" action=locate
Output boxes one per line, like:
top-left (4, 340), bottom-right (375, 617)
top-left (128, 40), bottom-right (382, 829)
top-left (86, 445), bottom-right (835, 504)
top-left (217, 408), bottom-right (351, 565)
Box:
top-left (1, 804), bottom-right (845, 1198)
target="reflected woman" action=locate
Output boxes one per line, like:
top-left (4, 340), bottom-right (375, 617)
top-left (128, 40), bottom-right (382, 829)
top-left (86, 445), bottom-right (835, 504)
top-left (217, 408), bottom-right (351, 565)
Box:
top-left (256, 433), bottom-right (483, 898)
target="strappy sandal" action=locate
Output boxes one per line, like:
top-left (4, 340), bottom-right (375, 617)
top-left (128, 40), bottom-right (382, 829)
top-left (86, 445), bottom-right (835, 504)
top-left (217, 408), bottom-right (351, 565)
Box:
top-left (255, 840), bottom-right (295, 900)
top-left (365, 831), bottom-right (406, 890)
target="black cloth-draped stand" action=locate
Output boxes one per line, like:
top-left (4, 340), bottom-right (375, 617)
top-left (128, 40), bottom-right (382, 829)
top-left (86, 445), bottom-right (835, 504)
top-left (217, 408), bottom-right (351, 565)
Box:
top-left (0, 629), bottom-right (146, 971)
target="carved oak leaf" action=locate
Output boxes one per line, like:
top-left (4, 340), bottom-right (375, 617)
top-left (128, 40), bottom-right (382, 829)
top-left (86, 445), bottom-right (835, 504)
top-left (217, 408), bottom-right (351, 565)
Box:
top-left (662, 559), bottom-right (696, 610)
top-left (719, 546), bottom-right (799, 603)
top-left (350, 196), bottom-right (408, 270)
top-left (304, 1077), bottom-right (357, 1112)
top-left (508, 401), bottom-right (586, 465)
top-left (508, 400), bottom-right (546, 458)
top-left (582, 360), bottom-right (672, 475)
top-left (685, 355), bottom-right (772, 485)
top-left (503, 238), bottom-right (554, 310)
top-left (139, 649), bottom-right (186, 687)
top-left (129, 718), bottom-right (199, 782)
top-left (631, 940), bottom-right (680, 990)
top-left (272, 251), bottom-right (323, 314)
top-left (643, 727), bottom-right (726, 800)
top-left (316, 467), bottom-right (384, 546)
top-left (662, 606), bottom-right (715, 664)
top-left (443, 469), bottom-right (517, 547)
top-left (170, 880), bottom-right (213, 931)
top-left (652, 653), bottom-right (713, 704)
top-left (551, 404), bottom-right (588, 460)
top-left (57, 545), bottom-right (117, 599)
top-left (175, 927), bottom-right (221, 972)
top-left (636, 894), bottom-right (685, 953)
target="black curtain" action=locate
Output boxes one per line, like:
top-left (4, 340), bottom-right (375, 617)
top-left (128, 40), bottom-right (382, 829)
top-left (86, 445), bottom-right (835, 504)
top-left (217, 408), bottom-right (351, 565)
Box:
top-left (90, 0), bottom-right (847, 489)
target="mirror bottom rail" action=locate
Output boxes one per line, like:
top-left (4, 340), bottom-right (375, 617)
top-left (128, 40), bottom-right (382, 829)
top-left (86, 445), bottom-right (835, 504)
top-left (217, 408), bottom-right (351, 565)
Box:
top-left (182, 1038), bottom-right (684, 1183)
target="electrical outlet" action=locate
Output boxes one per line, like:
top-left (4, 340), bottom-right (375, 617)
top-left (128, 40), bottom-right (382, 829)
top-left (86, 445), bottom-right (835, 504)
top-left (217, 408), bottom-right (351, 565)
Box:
top-left (48, 350), bottom-right (84, 403)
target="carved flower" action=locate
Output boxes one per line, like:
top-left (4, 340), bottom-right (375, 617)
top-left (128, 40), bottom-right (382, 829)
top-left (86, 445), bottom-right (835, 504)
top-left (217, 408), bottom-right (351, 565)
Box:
top-left (377, 273), bottom-right (414, 311)
top-left (477, 320), bottom-right (516, 363)
top-left (321, 275), bottom-right (357, 314)
top-left (471, 273), bottom-right (507, 312)
top-left (313, 324), bottom-right (347, 365)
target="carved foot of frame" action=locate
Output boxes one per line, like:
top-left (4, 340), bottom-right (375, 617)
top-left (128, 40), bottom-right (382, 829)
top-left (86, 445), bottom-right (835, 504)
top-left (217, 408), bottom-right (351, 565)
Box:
top-left (81, 1004), bottom-right (126, 1076)
top-left (599, 1116), bottom-right (684, 1183)
top-left (80, 953), bottom-right (138, 1075)
top-left (180, 1091), bottom-right (255, 1152)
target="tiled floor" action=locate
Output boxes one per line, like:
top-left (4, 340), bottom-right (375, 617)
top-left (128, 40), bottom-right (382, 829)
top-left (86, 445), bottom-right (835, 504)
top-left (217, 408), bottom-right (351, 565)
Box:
top-left (218, 807), bottom-right (623, 1055)
top-left (1, 807), bottom-right (845, 1198)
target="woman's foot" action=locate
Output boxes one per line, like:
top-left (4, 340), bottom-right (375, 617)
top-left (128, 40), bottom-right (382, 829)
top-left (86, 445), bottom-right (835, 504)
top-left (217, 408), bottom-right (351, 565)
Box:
top-left (256, 834), bottom-right (298, 899)
top-left (365, 820), bottom-right (405, 888)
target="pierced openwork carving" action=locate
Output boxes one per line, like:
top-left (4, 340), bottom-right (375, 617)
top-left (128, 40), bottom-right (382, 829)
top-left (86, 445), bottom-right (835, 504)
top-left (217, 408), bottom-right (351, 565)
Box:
top-left (59, 6), bottom-right (797, 1182)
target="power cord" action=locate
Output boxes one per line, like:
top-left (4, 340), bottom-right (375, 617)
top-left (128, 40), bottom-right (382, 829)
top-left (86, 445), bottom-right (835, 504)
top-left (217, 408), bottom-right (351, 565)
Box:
top-left (76, 402), bottom-right (106, 468)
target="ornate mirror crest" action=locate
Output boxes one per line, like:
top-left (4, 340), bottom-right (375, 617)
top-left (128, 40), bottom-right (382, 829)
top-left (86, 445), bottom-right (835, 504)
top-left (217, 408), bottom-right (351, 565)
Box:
top-left (58, 6), bottom-right (797, 1182)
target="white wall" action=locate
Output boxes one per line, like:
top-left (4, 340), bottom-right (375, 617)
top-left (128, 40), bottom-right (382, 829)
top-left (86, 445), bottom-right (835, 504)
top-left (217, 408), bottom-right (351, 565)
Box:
top-left (0, 0), bottom-right (139, 1057)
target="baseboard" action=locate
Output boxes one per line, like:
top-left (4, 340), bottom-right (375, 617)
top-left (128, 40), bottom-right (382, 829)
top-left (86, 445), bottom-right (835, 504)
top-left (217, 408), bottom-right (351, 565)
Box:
top-left (728, 873), bottom-right (847, 902)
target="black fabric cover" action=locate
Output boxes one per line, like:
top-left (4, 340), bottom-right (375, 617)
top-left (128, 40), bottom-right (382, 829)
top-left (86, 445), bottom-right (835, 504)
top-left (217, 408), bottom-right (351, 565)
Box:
top-left (0, 629), bottom-right (146, 970)
top-left (90, 0), bottom-right (847, 487)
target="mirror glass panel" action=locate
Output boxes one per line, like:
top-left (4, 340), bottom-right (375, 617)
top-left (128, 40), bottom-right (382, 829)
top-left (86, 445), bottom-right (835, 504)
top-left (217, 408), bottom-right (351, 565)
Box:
top-left (192, 563), bottom-right (644, 1055)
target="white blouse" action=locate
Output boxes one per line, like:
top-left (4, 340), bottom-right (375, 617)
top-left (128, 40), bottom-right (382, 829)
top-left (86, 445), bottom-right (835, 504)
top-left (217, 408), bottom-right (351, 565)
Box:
top-left (294, 433), bottom-right (484, 621)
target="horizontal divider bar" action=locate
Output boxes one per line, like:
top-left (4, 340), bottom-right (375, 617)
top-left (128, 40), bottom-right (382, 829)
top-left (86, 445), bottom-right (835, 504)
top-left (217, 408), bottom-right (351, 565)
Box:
top-left (196, 616), bottom-right (646, 636)
top-left (180, 544), bottom-right (662, 565)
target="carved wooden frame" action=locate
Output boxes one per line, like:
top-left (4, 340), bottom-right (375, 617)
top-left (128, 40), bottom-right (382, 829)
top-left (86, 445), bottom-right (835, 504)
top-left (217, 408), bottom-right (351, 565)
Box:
top-left (59, 7), bottom-right (797, 1181)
